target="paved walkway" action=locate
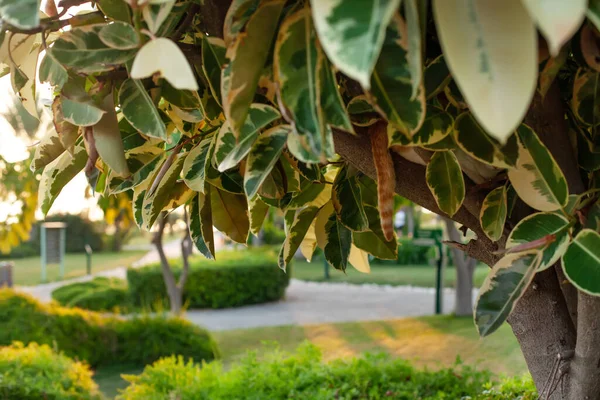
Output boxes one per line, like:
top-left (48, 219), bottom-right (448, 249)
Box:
top-left (16, 240), bottom-right (478, 331)
top-left (186, 280), bottom-right (476, 331)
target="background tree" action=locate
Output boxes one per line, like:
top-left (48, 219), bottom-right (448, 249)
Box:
top-left (443, 217), bottom-right (477, 317)
top-left (2, 0), bottom-right (600, 398)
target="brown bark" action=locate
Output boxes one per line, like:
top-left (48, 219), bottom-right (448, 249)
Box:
top-left (508, 268), bottom-right (576, 399)
top-left (443, 218), bottom-right (476, 316)
top-left (152, 213), bottom-right (183, 315)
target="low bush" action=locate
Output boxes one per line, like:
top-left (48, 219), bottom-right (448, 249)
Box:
top-left (51, 277), bottom-right (130, 312)
top-left (118, 343), bottom-right (536, 400)
top-left (0, 342), bottom-right (101, 399)
top-left (0, 290), bottom-right (219, 367)
top-left (127, 247), bottom-right (289, 309)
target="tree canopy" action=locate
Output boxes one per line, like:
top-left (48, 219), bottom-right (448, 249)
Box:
top-left (3, 2), bottom-right (600, 395)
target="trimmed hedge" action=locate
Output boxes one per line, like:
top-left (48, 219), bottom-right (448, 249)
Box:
top-left (0, 342), bottom-right (101, 399)
top-left (52, 277), bottom-right (130, 312)
top-left (118, 343), bottom-right (537, 399)
top-left (127, 248), bottom-right (289, 309)
top-left (0, 290), bottom-right (219, 367)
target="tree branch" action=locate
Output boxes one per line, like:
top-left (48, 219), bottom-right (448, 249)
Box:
top-left (5, 11), bottom-right (104, 34)
top-left (332, 129), bottom-right (499, 266)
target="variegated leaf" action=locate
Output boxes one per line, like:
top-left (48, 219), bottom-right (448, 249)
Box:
top-left (131, 38), bottom-right (198, 91)
top-left (433, 0), bottom-right (537, 142)
top-left (142, 0), bottom-right (175, 34)
top-left (52, 97), bottom-right (80, 153)
top-left (30, 126), bottom-right (65, 171)
top-left (368, 14), bottom-right (425, 136)
top-left (426, 150), bottom-right (465, 217)
top-left (352, 206), bottom-right (397, 260)
top-left (332, 166), bottom-right (369, 231)
top-left (562, 229), bottom-right (600, 295)
top-left (222, 0), bottom-right (285, 135)
top-left (98, 0), bottom-right (131, 22)
top-left (161, 80), bottom-right (202, 109)
top-left (590, 0), bottom-right (600, 32)
top-left (0, 0), bottom-right (39, 29)
top-left (404, 0), bottom-right (422, 99)
top-left (454, 113), bottom-right (518, 168)
top-left (38, 139), bottom-right (88, 215)
top-left (114, 154), bottom-right (163, 194)
top-left (182, 137), bottom-right (213, 192)
top-left (93, 93), bottom-right (129, 177)
top-left (507, 212), bottom-right (570, 271)
top-left (214, 104), bottom-right (281, 172)
top-left (475, 250), bottom-right (542, 337)
top-left (98, 21), bottom-right (140, 49)
top-left (315, 202), bottom-right (371, 272)
top-left (190, 191), bottom-right (215, 260)
top-left (249, 195), bottom-right (270, 236)
top-left (206, 167), bottom-right (244, 195)
top-left (275, 8), bottom-right (333, 163)
top-left (132, 174), bottom-right (153, 229)
top-left (346, 95), bottom-right (379, 127)
top-left (142, 153), bottom-right (186, 230)
top-left (38, 50), bottom-right (68, 89)
top-left (324, 212), bottom-right (352, 271)
top-left (210, 185), bottom-right (250, 244)
top-left (202, 36), bottom-right (226, 106)
top-left (279, 206), bottom-right (320, 270)
top-left (223, 0), bottom-right (261, 46)
top-left (310, 0), bottom-right (400, 88)
top-left (507, 124), bottom-right (568, 212)
top-left (318, 53), bottom-right (354, 134)
top-left (50, 26), bottom-right (136, 74)
top-left (571, 69), bottom-right (600, 127)
top-left (424, 54), bottom-right (451, 99)
top-left (119, 79), bottom-right (167, 140)
top-left (479, 186), bottom-right (507, 241)
top-left (521, 0), bottom-right (586, 56)
top-left (244, 125), bottom-right (290, 199)
top-left (60, 96), bottom-right (105, 127)
top-left (389, 106), bottom-right (452, 147)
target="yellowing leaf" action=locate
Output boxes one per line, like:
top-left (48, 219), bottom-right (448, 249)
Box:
top-left (131, 38), bottom-right (198, 90)
top-left (348, 245), bottom-right (371, 273)
top-left (433, 0), bottom-right (537, 142)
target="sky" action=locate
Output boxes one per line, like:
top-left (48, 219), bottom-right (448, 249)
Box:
top-left (0, 75), bottom-right (100, 221)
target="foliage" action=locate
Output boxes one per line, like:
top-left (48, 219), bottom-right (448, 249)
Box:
top-left (2, 0), bottom-right (600, 342)
top-left (118, 343), bottom-right (535, 400)
top-left (51, 277), bottom-right (130, 312)
top-left (127, 248), bottom-right (289, 309)
top-left (0, 289), bottom-right (218, 367)
top-left (0, 154), bottom-right (37, 255)
top-left (0, 342), bottom-right (101, 400)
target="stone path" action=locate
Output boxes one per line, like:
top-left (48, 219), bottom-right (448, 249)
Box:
top-left (16, 240), bottom-right (477, 331)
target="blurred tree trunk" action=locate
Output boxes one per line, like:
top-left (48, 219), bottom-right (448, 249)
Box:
top-left (443, 218), bottom-right (477, 316)
top-left (152, 211), bottom-right (191, 315)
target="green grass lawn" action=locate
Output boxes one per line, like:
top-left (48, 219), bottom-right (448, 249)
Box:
top-left (11, 251), bottom-right (146, 286)
top-left (292, 258), bottom-right (490, 288)
top-left (95, 316), bottom-right (526, 398)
